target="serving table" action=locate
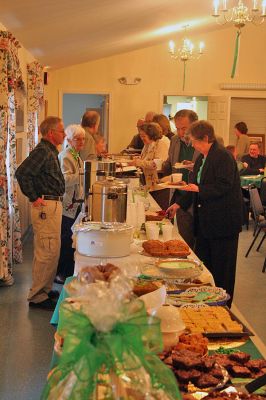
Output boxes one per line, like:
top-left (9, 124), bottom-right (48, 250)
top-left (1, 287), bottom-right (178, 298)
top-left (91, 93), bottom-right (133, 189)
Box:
top-left (47, 194), bottom-right (266, 397)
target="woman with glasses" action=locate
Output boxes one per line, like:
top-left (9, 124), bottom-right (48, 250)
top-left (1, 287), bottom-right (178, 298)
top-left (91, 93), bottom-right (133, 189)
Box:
top-left (129, 122), bottom-right (169, 188)
top-left (55, 124), bottom-right (85, 284)
top-left (167, 120), bottom-right (242, 305)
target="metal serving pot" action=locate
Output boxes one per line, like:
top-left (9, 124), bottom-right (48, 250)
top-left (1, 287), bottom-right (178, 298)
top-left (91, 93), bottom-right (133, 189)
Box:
top-left (74, 221), bottom-right (133, 257)
top-left (91, 177), bottom-right (128, 223)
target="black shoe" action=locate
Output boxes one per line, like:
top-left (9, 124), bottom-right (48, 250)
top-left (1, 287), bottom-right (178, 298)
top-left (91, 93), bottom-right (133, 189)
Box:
top-left (54, 275), bottom-right (66, 285)
top-left (29, 298), bottom-right (56, 311)
top-left (48, 290), bottom-right (60, 300)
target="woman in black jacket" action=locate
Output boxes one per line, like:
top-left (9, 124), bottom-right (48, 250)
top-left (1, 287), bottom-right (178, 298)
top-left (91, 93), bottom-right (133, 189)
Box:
top-left (167, 120), bottom-right (242, 304)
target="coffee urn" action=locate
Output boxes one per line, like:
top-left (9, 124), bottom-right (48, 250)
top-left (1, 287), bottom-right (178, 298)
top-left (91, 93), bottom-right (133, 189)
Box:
top-left (91, 177), bottom-right (128, 223)
top-left (84, 159), bottom-right (116, 219)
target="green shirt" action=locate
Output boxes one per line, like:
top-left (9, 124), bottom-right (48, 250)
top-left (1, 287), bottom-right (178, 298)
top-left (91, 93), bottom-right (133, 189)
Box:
top-left (197, 157), bottom-right (206, 184)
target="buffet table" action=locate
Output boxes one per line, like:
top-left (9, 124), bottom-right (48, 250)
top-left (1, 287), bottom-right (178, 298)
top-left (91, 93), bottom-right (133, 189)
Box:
top-left (45, 194), bottom-right (266, 399)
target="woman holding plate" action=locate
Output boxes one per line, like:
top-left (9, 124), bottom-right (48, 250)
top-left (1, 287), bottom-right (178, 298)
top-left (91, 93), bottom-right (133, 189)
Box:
top-left (166, 120), bottom-right (242, 305)
top-left (129, 122), bottom-right (169, 188)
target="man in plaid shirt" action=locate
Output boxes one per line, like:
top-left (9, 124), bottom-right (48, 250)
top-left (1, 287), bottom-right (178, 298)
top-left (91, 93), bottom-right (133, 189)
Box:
top-left (16, 116), bottom-right (65, 310)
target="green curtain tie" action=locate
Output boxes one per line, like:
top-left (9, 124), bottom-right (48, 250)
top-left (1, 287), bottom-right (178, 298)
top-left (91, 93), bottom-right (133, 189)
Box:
top-left (231, 30), bottom-right (241, 79)
top-left (182, 61), bottom-right (187, 91)
top-left (42, 299), bottom-right (181, 400)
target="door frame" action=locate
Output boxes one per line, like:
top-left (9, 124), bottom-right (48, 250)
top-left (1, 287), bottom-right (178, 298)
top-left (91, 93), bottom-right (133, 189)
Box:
top-left (58, 89), bottom-right (112, 147)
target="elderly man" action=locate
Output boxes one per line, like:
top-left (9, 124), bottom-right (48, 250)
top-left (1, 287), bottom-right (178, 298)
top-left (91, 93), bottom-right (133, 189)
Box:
top-left (15, 116), bottom-right (65, 310)
top-left (79, 110), bottom-right (100, 160)
top-left (241, 142), bottom-right (265, 175)
top-left (163, 109), bottom-right (199, 248)
top-left (127, 118), bottom-right (145, 150)
top-left (162, 109), bottom-right (199, 178)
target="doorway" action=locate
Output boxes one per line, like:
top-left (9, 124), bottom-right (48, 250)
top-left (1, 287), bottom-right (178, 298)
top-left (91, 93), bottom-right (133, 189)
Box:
top-left (163, 95), bottom-right (208, 120)
top-left (62, 93), bottom-right (110, 145)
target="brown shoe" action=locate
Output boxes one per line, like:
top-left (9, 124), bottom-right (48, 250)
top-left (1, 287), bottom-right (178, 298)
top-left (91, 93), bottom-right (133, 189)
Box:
top-left (29, 298), bottom-right (56, 311)
top-left (48, 290), bottom-right (60, 300)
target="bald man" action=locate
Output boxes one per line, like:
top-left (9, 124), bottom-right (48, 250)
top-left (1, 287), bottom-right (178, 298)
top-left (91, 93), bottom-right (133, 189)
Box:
top-left (79, 110), bottom-right (100, 160)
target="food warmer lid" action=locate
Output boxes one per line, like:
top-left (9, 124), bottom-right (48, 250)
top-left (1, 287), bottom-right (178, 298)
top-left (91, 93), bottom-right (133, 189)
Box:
top-left (92, 177), bottom-right (127, 193)
top-left (74, 221), bottom-right (133, 233)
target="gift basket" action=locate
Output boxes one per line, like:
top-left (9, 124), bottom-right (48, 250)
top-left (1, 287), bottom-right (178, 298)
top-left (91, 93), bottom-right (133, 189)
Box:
top-left (42, 266), bottom-right (181, 400)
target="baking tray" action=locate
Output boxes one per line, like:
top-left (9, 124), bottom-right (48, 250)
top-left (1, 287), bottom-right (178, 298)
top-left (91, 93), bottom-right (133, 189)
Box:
top-left (203, 308), bottom-right (254, 338)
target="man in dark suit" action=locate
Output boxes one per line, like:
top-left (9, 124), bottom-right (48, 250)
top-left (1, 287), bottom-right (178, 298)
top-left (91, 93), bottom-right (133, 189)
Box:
top-left (162, 109), bottom-right (199, 247)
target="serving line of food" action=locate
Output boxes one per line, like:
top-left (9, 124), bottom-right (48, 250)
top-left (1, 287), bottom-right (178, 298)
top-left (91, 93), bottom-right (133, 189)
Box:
top-left (72, 194), bottom-right (214, 289)
top-left (45, 192), bottom-right (266, 400)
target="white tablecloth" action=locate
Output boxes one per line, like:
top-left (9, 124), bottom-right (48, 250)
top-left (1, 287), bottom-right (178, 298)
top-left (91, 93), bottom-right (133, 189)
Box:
top-left (73, 195), bottom-right (215, 286)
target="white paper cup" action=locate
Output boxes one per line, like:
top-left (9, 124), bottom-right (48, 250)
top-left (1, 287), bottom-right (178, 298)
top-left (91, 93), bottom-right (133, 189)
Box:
top-left (145, 223), bottom-right (160, 240)
top-left (154, 158), bottom-right (163, 171)
top-left (162, 224), bottom-right (173, 241)
top-left (172, 173), bottom-right (182, 183)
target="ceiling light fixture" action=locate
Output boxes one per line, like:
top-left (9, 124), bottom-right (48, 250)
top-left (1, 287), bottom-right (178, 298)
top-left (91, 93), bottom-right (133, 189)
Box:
top-left (118, 77), bottom-right (141, 85)
top-left (168, 25), bottom-right (204, 91)
top-left (212, 0), bottom-right (266, 78)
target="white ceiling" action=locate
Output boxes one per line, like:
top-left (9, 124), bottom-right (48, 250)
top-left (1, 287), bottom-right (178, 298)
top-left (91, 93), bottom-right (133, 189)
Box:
top-left (1, 0), bottom-right (221, 69)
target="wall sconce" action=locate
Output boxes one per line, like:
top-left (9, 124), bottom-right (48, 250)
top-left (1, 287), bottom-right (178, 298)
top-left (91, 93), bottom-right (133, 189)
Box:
top-left (118, 77), bottom-right (142, 85)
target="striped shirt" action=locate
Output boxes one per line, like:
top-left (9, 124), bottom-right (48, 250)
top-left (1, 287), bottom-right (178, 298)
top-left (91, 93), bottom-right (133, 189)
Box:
top-left (15, 139), bottom-right (65, 202)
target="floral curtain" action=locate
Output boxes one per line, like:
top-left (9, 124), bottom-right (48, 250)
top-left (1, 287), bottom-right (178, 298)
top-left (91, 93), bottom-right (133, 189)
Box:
top-left (27, 61), bottom-right (44, 152)
top-left (0, 31), bottom-right (23, 280)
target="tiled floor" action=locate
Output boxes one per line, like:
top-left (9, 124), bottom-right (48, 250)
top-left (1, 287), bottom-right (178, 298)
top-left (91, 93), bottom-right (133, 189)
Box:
top-left (0, 225), bottom-right (265, 400)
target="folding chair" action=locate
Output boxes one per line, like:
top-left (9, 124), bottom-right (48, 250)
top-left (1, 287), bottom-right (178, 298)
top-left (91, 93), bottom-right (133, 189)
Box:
top-left (262, 257), bottom-right (266, 273)
top-left (245, 185), bottom-right (266, 258)
top-left (260, 177), bottom-right (266, 207)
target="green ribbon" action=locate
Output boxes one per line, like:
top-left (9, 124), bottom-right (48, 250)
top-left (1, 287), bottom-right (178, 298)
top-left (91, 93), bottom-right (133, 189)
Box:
top-left (231, 30), bottom-right (241, 79)
top-left (69, 147), bottom-right (80, 161)
top-left (42, 299), bottom-right (181, 400)
top-left (182, 61), bottom-right (187, 91)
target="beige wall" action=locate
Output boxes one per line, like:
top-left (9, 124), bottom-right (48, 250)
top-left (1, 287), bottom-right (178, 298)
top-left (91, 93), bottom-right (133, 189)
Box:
top-left (46, 23), bottom-right (266, 153)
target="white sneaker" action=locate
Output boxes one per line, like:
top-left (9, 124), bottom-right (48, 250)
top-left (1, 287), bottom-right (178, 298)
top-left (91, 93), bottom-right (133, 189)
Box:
top-left (0, 274), bottom-right (14, 287)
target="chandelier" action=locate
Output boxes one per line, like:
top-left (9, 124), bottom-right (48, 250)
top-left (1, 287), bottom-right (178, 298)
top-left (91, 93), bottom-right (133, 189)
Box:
top-left (212, 0), bottom-right (266, 27)
top-left (168, 27), bottom-right (204, 90)
top-left (212, 0), bottom-right (266, 77)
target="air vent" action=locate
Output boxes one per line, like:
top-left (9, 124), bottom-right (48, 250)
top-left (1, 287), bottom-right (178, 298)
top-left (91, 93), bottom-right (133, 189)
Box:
top-left (220, 83), bottom-right (266, 91)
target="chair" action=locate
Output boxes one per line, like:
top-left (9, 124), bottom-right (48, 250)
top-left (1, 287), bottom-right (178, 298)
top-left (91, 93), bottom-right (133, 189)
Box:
top-left (245, 185), bottom-right (266, 258)
top-left (262, 257), bottom-right (266, 273)
top-left (260, 177), bottom-right (266, 207)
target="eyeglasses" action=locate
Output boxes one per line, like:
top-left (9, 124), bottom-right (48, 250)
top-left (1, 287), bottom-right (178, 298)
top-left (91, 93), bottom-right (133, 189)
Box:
top-left (73, 137), bottom-right (85, 142)
top-left (53, 128), bottom-right (65, 134)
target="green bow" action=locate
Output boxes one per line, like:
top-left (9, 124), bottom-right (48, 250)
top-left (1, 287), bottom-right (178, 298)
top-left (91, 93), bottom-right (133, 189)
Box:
top-left (42, 299), bottom-right (181, 400)
top-left (69, 147), bottom-right (80, 161)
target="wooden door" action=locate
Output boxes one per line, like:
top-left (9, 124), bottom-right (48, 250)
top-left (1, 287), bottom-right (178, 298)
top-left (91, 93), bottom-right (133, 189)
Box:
top-left (207, 96), bottom-right (231, 145)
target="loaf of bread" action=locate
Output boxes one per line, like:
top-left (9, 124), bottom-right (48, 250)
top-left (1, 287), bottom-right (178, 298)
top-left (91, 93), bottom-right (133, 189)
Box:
top-left (78, 263), bottom-right (121, 283)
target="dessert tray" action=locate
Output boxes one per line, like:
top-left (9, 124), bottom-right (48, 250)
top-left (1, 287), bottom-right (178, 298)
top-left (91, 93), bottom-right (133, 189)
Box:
top-left (140, 249), bottom-right (190, 258)
top-left (141, 258), bottom-right (202, 281)
top-left (180, 306), bottom-right (254, 338)
top-left (167, 286), bottom-right (230, 307)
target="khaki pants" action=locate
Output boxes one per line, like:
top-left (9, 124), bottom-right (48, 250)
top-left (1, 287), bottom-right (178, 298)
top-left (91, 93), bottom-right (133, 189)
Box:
top-left (28, 200), bottom-right (62, 303)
